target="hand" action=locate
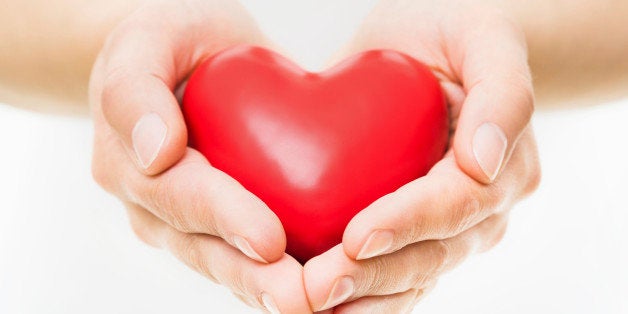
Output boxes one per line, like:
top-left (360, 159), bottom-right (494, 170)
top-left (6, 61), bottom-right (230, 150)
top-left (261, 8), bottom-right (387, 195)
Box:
top-left (304, 0), bottom-right (541, 312)
top-left (89, 1), bottom-right (310, 312)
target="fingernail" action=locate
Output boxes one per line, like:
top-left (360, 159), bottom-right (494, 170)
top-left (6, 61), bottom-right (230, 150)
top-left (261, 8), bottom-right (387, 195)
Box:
top-left (356, 229), bottom-right (394, 260)
top-left (260, 292), bottom-right (280, 314)
top-left (132, 113), bottom-right (167, 169)
top-left (472, 122), bottom-right (507, 182)
top-left (320, 276), bottom-right (354, 310)
top-left (233, 235), bottom-right (268, 263)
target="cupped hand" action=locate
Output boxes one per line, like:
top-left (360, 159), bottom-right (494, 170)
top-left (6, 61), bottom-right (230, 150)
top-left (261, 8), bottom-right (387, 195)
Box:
top-left (89, 1), bottom-right (310, 312)
top-left (304, 0), bottom-right (541, 312)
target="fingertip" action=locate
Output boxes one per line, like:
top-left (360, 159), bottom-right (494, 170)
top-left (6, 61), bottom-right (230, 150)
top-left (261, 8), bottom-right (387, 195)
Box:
top-left (341, 219), bottom-right (370, 260)
top-left (341, 194), bottom-right (397, 260)
top-left (137, 110), bottom-right (188, 176)
top-left (174, 162), bottom-right (287, 264)
top-left (231, 194), bottom-right (287, 264)
top-left (258, 255), bottom-right (312, 314)
top-left (239, 217), bottom-right (287, 264)
top-left (454, 122), bottom-right (507, 184)
top-left (303, 255), bottom-right (330, 309)
top-left (101, 72), bottom-right (188, 176)
top-left (303, 246), bottom-right (350, 311)
top-left (233, 235), bottom-right (270, 264)
top-left (453, 77), bottom-right (533, 185)
top-left (453, 23), bottom-right (534, 184)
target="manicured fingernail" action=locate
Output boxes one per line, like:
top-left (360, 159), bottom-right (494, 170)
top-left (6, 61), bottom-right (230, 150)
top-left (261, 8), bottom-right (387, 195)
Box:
top-left (233, 235), bottom-right (268, 263)
top-left (260, 292), bottom-right (280, 314)
top-left (320, 276), bottom-right (354, 310)
top-left (132, 113), bottom-right (167, 169)
top-left (472, 123), bottom-right (507, 182)
top-left (356, 229), bottom-right (394, 260)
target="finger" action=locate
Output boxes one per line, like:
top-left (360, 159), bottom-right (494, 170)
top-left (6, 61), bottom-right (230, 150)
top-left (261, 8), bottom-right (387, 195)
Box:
top-left (305, 214), bottom-right (507, 311)
top-left (95, 5), bottom-right (270, 175)
top-left (342, 127), bottom-right (539, 261)
top-left (450, 17), bottom-right (534, 183)
top-left (405, 281), bottom-right (438, 313)
top-left (332, 289), bottom-right (419, 314)
top-left (124, 200), bottom-right (165, 248)
top-left (124, 202), bottom-right (311, 314)
top-left (342, 150), bottom-right (520, 260)
top-left (334, 282), bottom-right (437, 314)
top-left (96, 21), bottom-right (189, 175)
top-left (131, 148), bottom-right (286, 263)
top-left (98, 129), bottom-right (286, 263)
top-left (165, 228), bottom-right (310, 313)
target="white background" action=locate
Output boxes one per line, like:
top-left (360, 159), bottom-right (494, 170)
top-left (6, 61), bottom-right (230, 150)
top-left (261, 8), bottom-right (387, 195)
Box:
top-left (1, 1), bottom-right (627, 313)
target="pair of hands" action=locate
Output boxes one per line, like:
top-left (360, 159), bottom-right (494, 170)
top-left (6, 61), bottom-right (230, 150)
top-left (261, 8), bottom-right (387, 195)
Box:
top-left (90, 0), bottom-right (540, 313)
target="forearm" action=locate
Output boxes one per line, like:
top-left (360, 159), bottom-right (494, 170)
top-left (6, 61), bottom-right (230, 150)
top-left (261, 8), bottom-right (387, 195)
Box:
top-left (2, 1), bottom-right (627, 114)
top-left (0, 0), bottom-right (141, 115)
top-left (494, 0), bottom-right (628, 108)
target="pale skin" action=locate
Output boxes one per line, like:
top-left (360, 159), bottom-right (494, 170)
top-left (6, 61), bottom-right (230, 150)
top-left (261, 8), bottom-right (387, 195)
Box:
top-left (1, 0), bottom-right (627, 313)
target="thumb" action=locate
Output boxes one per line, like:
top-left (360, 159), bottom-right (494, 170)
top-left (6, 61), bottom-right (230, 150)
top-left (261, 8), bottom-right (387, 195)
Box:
top-left (452, 22), bottom-right (534, 183)
top-left (95, 27), bottom-right (189, 176)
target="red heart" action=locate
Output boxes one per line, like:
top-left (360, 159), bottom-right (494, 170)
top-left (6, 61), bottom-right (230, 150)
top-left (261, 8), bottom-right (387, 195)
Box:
top-left (183, 46), bottom-right (448, 263)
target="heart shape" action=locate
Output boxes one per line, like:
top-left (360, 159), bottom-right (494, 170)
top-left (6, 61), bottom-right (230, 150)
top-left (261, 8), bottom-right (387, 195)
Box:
top-left (183, 46), bottom-right (448, 263)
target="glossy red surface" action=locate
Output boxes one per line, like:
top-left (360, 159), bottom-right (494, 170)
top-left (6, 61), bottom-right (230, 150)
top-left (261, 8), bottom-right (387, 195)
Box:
top-left (183, 46), bottom-right (448, 263)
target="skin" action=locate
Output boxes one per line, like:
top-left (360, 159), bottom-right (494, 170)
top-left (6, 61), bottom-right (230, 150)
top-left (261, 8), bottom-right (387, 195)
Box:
top-left (89, 1), bottom-right (311, 312)
top-left (304, 3), bottom-right (540, 311)
top-left (491, 0), bottom-right (628, 109)
top-left (0, 0), bottom-right (140, 115)
top-left (0, 0), bottom-right (626, 313)
top-left (1, 0), bottom-right (627, 113)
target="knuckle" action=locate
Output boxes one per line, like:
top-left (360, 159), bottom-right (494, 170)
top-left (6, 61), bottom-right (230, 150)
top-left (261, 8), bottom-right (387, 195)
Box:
top-left (480, 70), bottom-right (534, 126)
top-left (177, 234), bottom-right (215, 281)
top-left (169, 208), bottom-right (194, 233)
top-left (127, 213), bottom-right (157, 247)
top-left (99, 66), bottom-right (133, 121)
top-left (224, 263), bottom-right (250, 296)
top-left (507, 76), bottom-right (535, 121)
top-left (430, 174), bottom-right (487, 238)
top-left (405, 207), bottom-right (428, 241)
top-left (488, 221), bottom-right (509, 251)
top-left (479, 216), bottom-right (510, 253)
top-left (88, 56), bottom-right (107, 100)
top-left (181, 235), bottom-right (204, 270)
top-left (483, 183), bottom-right (507, 210)
top-left (186, 179), bottom-right (220, 233)
top-left (408, 241), bottom-right (449, 289)
top-left (91, 160), bottom-right (112, 191)
top-left (90, 143), bottom-right (124, 194)
top-left (518, 84), bottom-right (535, 119)
top-left (429, 240), bottom-right (452, 275)
top-left (129, 222), bottom-right (153, 247)
top-left (408, 259), bottom-right (432, 290)
top-left (419, 280), bottom-right (439, 297)
top-left (523, 155), bottom-right (542, 197)
top-left (447, 195), bottom-right (482, 236)
top-left (362, 256), bottom-right (392, 293)
top-left (510, 128), bottom-right (542, 199)
top-left (148, 175), bottom-right (194, 233)
top-left (90, 130), bottom-right (128, 195)
top-left (146, 165), bottom-right (219, 235)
